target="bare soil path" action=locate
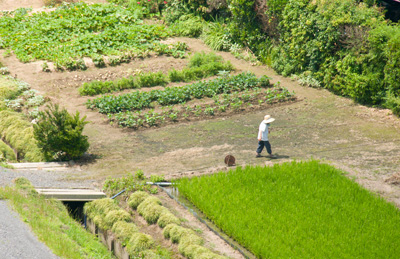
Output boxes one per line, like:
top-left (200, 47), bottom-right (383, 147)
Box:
top-left (0, 200), bottom-right (59, 259)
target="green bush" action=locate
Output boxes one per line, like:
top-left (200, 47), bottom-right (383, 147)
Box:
top-left (157, 210), bottom-right (180, 228)
top-left (138, 203), bottom-right (166, 224)
top-left (103, 209), bottom-right (131, 230)
top-left (128, 191), bottom-right (150, 209)
top-left (126, 233), bottom-right (154, 254)
top-left (111, 221), bottom-right (139, 244)
top-left (33, 104), bottom-right (89, 161)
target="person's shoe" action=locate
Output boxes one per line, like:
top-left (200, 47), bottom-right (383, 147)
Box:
top-left (269, 154), bottom-right (276, 158)
top-left (256, 153), bottom-right (261, 158)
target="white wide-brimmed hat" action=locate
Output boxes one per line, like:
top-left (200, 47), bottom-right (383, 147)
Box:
top-left (263, 115), bottom-right (275, 124)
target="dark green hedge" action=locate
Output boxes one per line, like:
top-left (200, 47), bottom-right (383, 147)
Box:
top-left (169, 0), bottom-right (400, 115)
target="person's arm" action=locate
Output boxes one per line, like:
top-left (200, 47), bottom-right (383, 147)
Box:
top-left (258, 124), bottom-right (264, 141)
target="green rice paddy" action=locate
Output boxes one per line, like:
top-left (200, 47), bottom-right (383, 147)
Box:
top-left (177, 160), bottom-right (400, 258)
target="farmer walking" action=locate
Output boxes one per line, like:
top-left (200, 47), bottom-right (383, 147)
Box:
top-left (256, 115), bottom-right (275, 158)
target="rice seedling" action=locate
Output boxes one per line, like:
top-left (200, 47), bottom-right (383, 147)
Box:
top-left (177, 160), bottom-right (400, 258)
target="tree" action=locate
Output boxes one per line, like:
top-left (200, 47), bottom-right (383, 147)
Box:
top-left (33, 104), bottom-right (89, 161)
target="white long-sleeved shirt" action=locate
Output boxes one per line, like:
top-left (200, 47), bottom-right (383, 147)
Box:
top-left (258, 122), bottom-right (269, 141)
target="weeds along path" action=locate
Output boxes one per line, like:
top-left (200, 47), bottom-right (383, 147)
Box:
top-left (2, 36), bottom-right (400, 207)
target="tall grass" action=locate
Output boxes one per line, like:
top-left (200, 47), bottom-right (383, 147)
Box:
top-left (177, 160), bottom-right (400, 258)
top-left (0, 179), bottom-right (114, 259)
top-left (0, 110), bottom-right (44, 161)
top-left (0, 139), bottom-right (16, 162)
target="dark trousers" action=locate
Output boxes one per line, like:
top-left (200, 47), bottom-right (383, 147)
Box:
top-left (257, 141), bottom-right (272, 155)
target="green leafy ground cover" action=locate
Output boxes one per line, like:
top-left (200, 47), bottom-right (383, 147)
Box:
top-left (0, 3), bottom-right (185, 70)
top-left (177, 160), bottom-right (400, 258)
top-left (87, 72), bottom-right (270, 114)
top-left (0, 178), bottom-right (114, 259)
top-left (78, 52), bottom-right (234, 96)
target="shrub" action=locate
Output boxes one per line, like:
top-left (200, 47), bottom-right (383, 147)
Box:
top-left (157, 210), bottom-right (180, 228)
top-left (111, 221), bottom-right (139, 244)
top-left (126, 233), bottom-right (154, 254)
top-left (139, 203), bottom-right (167, 224)
top-left (33, 104), bottom-right (89, 161)
top-left (103, 209), bottom-right (131, 230)
top-left (128, 191), bottom-right (150, 209)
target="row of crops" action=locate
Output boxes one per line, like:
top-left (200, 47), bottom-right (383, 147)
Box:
top-left (78, 52), bottom-right (234, 96)
top-left (86, 71), bottom-right (295, 129)
top-left (0, 3), bottom-right (186, 70)
top-left (176, 160), bottom-right (400, 258)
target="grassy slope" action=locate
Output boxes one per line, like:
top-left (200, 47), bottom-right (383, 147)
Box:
top-left (0, 184), bottom-right (114, 259)
top-left (177, 160), bottom-right (400, 258)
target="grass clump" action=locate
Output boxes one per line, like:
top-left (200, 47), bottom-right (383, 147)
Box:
top-left (136, 196), bottom-right (164, 224)
top-left (111, 221), bottom-right (139, 245)
top-left (157, 210), bottom-right (180, 228)
top-left (128, 191), bottom-right (150, 209)
top-left (126, 232), bottom-right (155, 255)
top-left (0, 139), bottom-right (16, 162)
top-left (0, 110), bottom-right (44, 161)
top-left (0, 179), bottom-right (114, 259)
top-left (103, 209), bottom-right (131, 230)
top-left (84, 198), bottom-right (120, 221)
top-left (178, 160), bottom-right (400, 258)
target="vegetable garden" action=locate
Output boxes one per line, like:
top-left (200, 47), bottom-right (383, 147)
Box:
top-left (87, 72), bottom-right (295, 129)
top-left (0, 3), bottom-right (186, 71)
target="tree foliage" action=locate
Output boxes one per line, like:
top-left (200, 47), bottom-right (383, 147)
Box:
top-left (33, 104), bottom-right (89, 161)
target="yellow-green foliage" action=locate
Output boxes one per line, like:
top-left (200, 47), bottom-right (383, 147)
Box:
top-left (0, 100), bottom-right (6, 110)
top-left (128, 191), bottom-right (150, 209)
top-left (178, 233), bottom-right (203, 253)
top-left (13, 177), bottom-right (33, 189)
top-left (163, 223), bottom-right (177, 239)
top-left (157, 210), bottom-right (180, 228)
top-left (93, 215), bottom-right (105, 229)
top-left (111, 221), bottom-right (139, 244)
top-left (180, 245), bottom-right (227, 259)
top-left (138, 202), bottom-right (167, 225)
top-left (0, 110), bottom-right (44, 161)
top-left (126, 233), bottom-right (155, 255)
top-left (84, 198), bottom-right (120, 220)
top-left (137, 250), bottom-right (158, 258)
top-left (0, 77), bottom-right (18, 99)
top-left (163, 223), bottom-right (201, 244)
top-left (0, 139), bottom-right (16, 162)
top-left (103, 209), bottom-right (131, 230)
